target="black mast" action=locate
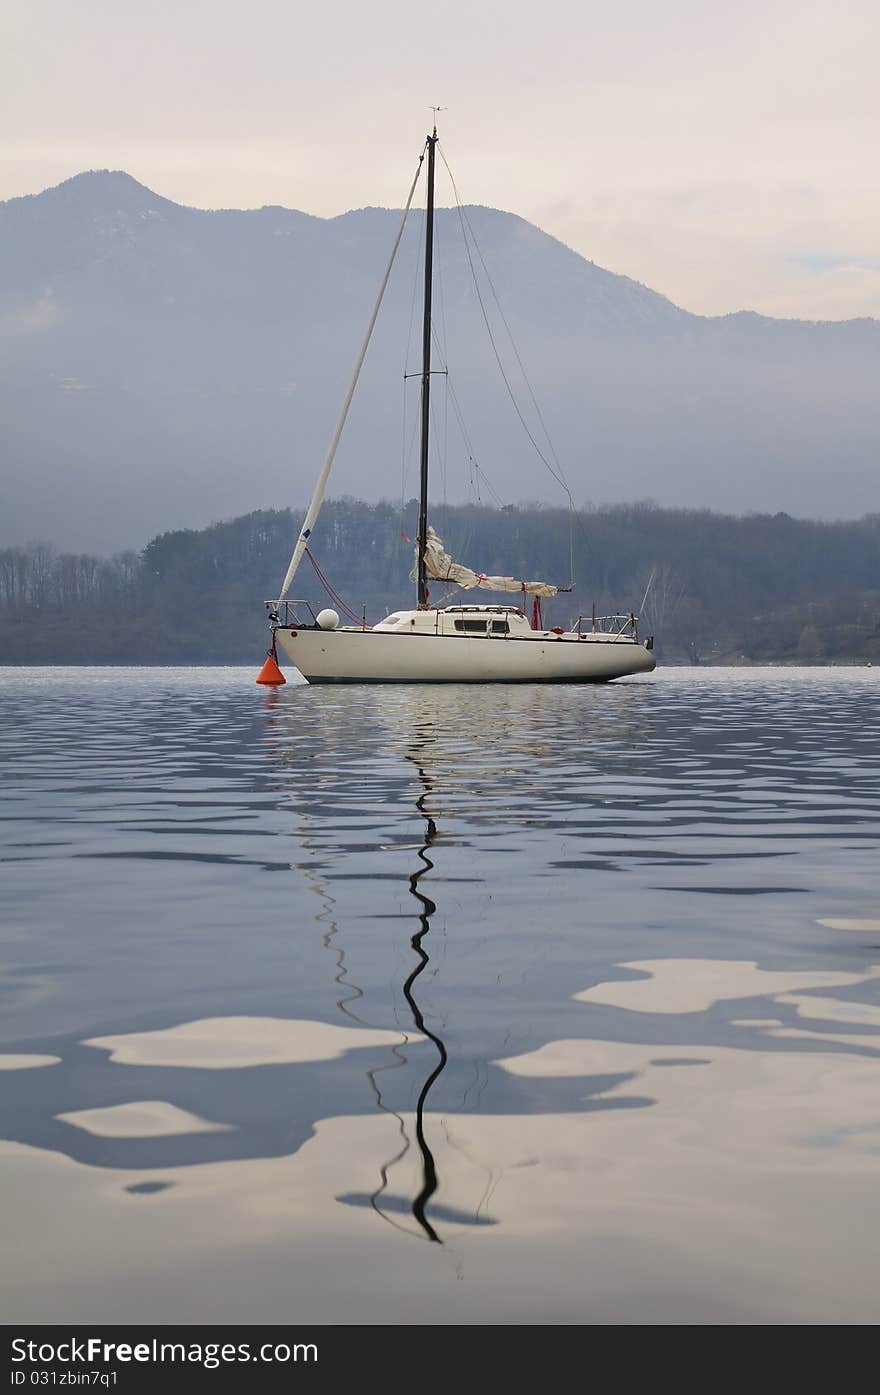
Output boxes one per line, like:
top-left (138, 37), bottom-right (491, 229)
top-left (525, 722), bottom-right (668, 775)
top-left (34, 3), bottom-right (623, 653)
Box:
top-left (416, 126), bottom-right (438, 609)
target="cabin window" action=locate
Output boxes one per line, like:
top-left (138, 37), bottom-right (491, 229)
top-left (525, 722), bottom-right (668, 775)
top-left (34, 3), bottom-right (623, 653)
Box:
top-left (454, 619), bottom-right (489, 634)
top-left (490, 620), bottom-right (509, 634)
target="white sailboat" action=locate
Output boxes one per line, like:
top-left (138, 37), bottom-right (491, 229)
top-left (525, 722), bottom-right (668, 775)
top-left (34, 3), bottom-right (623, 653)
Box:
top-left (265, 125), bottom-right (656, 686)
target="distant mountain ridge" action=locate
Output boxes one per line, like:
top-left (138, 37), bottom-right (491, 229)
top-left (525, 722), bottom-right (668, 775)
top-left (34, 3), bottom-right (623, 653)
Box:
top-left (1, 170), bottom-right (877, 553)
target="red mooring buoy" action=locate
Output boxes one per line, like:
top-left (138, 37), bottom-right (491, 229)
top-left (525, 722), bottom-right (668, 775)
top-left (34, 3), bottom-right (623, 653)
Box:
top-left (256, 649), bottom-right (286, 685)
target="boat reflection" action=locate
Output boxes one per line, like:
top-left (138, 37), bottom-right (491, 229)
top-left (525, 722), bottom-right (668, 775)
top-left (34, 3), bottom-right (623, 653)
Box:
top-left (399, 784), bottom-right (446, 1242)
top-left (288, 713), bottom-right (450, 1240)
top-left (310, 723), bottom-right (451, 1241)
top-left (381, 735), bottom-right (448, 1242)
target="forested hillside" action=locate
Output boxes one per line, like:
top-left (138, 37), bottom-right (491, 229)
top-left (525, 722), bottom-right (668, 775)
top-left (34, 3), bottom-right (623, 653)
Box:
top-left (1, 501), bottom-right (878, 665)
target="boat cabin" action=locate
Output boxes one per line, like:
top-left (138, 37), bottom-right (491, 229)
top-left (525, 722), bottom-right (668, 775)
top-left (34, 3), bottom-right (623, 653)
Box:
top-left (372, 605), bottom-right (534, 637)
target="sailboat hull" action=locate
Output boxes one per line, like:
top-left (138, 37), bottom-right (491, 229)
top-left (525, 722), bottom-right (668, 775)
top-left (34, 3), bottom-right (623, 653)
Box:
top-left (274, 627), bottom-right (656, 684)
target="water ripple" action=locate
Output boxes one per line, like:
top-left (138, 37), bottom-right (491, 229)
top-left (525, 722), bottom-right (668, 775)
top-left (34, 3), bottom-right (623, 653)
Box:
top-left (1, 664), bottom-right (879, 1321)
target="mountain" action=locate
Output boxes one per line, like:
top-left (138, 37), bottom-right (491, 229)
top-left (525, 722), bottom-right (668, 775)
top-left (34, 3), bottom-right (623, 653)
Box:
top-left (1, 170), bottom-right (878, 553)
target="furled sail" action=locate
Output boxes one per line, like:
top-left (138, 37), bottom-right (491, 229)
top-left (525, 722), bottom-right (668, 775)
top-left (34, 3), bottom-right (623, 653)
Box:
top-left (421, 527), bottom-right (557, 597)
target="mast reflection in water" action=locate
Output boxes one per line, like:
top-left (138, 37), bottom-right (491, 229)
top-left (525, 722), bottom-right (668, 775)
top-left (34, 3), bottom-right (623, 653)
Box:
top-left (269, 694), bottom-right (451, 1243)
top-left (398, 745), bottom-right (447, 1242)
top-left (350, 738), bottom-right (449, 1243)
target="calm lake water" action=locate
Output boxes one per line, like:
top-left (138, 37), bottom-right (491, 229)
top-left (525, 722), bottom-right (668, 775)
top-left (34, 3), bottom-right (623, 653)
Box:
top-left (1, 665), bottom-right (879, 1324)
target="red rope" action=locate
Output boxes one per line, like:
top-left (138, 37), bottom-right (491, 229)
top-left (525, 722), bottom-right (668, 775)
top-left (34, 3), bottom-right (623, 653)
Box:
top-left (304, 549), bottom-right (367, 626)
top-left (305, 550), bottom-right (362, 623)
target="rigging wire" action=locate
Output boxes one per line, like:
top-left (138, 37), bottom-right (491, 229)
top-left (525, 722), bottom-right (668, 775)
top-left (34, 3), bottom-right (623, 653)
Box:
top-left (403, 199), bottom-right (425, 374)
top-left (304, 548), bottom-right (367, 627)
top-left (400, 405), bottom-right (422, 510)
top-left (429, 386), bottom-right (447, 508)
top-left (437, 142), bottom-right (576, 588)
top-left (428, 316), bottom-right (506, 509)
top-left (279, 143), bottom-right (427, 600)
top-left (401, 196), bottom-right (426, 511)
top-left (434, 205), bottom-right (451, 505)
top-left (447, 386), bottom-right (506, 507)
top-left (438, 144), bottom-right (570, 495)
top-left (448, 176), bottom-right (570, 488)
top-left (399, 162), bottom-right (507, 568)
top-left (425, 273), bottom-right (450, 512)
top-left (639, 568), bottom-right (657, 617)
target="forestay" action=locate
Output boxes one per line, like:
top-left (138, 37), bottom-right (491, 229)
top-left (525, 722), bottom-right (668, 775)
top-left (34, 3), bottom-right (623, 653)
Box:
top-left (278, 152), bottom-right (426, 601)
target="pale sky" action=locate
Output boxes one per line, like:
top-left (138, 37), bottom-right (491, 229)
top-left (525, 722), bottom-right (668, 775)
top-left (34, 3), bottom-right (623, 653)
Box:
top-left (3, 0), bottom-right (878, 319)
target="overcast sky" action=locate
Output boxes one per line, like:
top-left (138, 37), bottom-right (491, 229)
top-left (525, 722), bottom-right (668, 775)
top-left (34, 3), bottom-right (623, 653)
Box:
top-left (3, 0), bottom-right (878, 319)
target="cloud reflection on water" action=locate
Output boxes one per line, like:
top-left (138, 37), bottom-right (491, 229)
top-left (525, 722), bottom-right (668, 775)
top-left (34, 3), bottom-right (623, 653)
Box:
top-left (84, 1017), bottom-right (419, 1069)
top-left (2, 667), bottom-right (880, 1321)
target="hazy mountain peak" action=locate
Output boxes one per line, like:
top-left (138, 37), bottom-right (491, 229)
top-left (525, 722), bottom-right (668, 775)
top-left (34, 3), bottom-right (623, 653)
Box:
top-left (57, 169), bottom-right (153, 193)
top-left (1, 170), bottom-right (878, 552)
top-left (24, 169), bottom-right (172, 214)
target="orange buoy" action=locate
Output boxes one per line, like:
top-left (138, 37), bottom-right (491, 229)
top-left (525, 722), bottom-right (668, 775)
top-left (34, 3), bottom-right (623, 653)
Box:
top-left (256, 649), bottom-right (286, 686)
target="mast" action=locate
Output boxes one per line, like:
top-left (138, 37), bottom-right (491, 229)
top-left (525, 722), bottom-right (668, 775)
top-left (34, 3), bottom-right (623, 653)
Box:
top-left (416, 126), bottom-right (438, 609)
